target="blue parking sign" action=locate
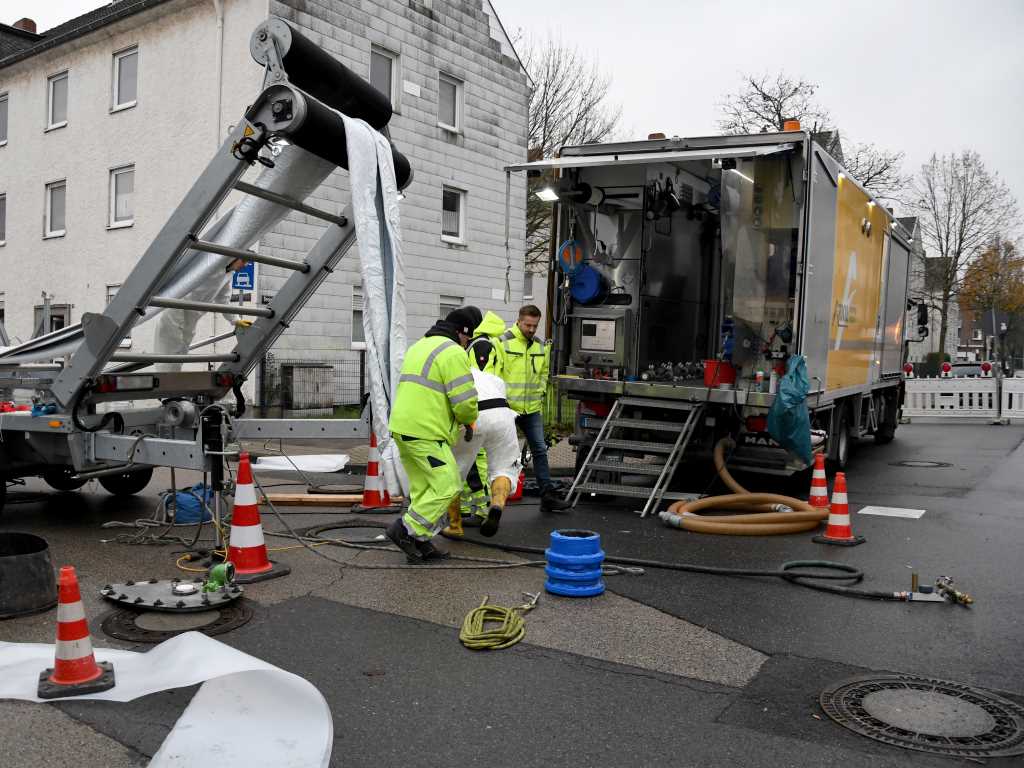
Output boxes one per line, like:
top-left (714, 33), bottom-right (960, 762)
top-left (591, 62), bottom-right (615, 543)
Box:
top-left (232, 262), bottom-right (255, 290)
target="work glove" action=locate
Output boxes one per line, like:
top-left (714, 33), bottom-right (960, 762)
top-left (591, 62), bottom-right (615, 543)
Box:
top-left (464, 423), bottom-right (475, 443)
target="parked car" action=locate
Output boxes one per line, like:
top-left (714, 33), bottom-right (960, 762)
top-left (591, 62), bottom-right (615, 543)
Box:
top-left (948, 362), bottom-right (994, 378)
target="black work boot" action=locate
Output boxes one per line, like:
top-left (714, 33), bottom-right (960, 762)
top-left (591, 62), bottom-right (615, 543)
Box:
top-left (414, 537), bottom-right (450, 562)
top-left (541, 489), bottom-right (571, 513)
top-left (385, 517), bottom-right (423, 562)
top-left (480, 505), bottom-right (502, 537)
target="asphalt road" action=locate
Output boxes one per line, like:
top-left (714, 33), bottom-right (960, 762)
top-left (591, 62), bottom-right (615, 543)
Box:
top-left (1, 423), bottom-right (1022, 767)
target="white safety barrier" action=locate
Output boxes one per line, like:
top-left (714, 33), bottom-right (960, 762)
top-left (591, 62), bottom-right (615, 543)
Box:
top-left (1001, 377), bottom-right (1024, 421)
top-left (903, 377), bottom-right (1000, 420)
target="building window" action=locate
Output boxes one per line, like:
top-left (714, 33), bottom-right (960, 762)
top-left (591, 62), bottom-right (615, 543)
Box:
top-left (33, 302), bottom-right (71, 336)
top-left (441, 186), bottom-right (466, 243)
top-left (351, 285), bottom-right (365, 349)
top-left (973, 328), bottom-right (983, 341)
top-left (0, 193), bottom-right (6, 245)
top-left (437, 73), bottom-right (462, 132)
top-left (523, 271), bottom-right (534, 300)
top-left (369, 46), bottom-right (398, 109)
top-left (0, 292), bottom-right (5, 340)
top-left (439, 294), bottom-right (463, 321)
top-left (0, 93), bottom-right (8, 144)
top-left (112, 47), bottom-right (138, 111)
top-left (45, 180), bottom-right (66, 238)
top-left (109, 165), bottom-right (134, 228)
top-left (106, 284), bottom-right (131, 347)
top-left (47, 71), bottom-right (68, 130)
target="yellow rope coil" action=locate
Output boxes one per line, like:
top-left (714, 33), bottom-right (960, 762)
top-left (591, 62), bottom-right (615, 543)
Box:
top-left (459, 594), bottom-right (539, 650)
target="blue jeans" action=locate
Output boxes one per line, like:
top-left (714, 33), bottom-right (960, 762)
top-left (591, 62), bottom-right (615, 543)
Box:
top-left (515, 411), bottom-right (552, 493)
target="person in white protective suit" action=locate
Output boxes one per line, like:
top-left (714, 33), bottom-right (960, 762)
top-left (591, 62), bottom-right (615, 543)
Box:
top-left (445, 365), bottom-right (521, 538)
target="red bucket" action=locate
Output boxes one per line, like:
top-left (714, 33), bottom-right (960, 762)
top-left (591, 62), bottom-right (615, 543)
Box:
top-left (703, 360), bottom-right (736, 387)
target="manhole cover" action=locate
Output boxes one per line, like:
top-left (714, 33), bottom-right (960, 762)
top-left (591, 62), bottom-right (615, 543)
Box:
top-left (101, 599), bottom-right (254, 643)
top-left (892, 460), bottom-right (952, 468)
top-left (820, 674), bottom-right (1024, 758)
top-left (303, 520), bottom-right (390, 546)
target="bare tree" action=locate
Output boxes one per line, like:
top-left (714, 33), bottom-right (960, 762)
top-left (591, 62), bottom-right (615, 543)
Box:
top-left (522, 35), bottom-right (621, 269)
top-left (717, 72), bottom-right (908, 200)
top-left (912, 151), bottom-right (1020, 357)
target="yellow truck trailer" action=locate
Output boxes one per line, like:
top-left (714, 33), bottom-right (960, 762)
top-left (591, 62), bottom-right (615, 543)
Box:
top-left (505, 128), bottom-right (912, 514)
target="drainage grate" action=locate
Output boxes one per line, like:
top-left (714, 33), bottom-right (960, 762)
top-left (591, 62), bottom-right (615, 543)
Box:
top-left (892, 460), bottom-right (952, 468)
top-left (820, 674), bottom-right (1024, 758)
top-left (101, 599), bottom-right (254, 644)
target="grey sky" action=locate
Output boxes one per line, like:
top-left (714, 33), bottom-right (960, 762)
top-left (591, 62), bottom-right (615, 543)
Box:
top-left (15, 0), bottom-right (1024, 222)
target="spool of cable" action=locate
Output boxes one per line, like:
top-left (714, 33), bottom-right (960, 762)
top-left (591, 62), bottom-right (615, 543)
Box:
top-left (252, 18), bottom-right (393, 129)
top-left (557, 239), bottom-right (585, 275)
top-left (569, 264), bottom-right (608, 305)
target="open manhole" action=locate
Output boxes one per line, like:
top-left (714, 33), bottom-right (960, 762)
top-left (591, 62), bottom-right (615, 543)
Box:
top-left (101, 599), bottom-right (254, 643)
top-left (820, 674), bottom-right (1024, 758)
top-left (891, 460), bottom-right (952, 468)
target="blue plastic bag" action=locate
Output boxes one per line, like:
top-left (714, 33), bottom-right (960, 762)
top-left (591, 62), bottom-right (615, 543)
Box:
top-left (767, 355), bottom-right (813, 466)
top-left (167, 483), bottom-right (214, 525)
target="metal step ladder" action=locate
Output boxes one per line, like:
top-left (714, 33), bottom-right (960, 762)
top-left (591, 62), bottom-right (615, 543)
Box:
top-left (566, 396), bottom-right (705, 518)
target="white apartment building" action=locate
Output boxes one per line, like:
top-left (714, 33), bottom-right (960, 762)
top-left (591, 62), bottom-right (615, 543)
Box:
top-left (0, 0), bottom-right (529, 405)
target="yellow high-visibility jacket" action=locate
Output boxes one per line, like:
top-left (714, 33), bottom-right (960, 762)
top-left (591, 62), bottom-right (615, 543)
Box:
top-left (500, 324), bottom-right (549, 415)
top-left (389, 334), bottom-right (478, 441)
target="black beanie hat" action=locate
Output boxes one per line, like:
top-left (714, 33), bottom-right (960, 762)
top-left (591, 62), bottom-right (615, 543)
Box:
top-left (446, 306), bottom-right (483, 335)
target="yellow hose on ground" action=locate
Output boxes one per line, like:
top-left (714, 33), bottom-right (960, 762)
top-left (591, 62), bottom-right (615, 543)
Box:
top-left (661, 438), bottom-right (828, 535)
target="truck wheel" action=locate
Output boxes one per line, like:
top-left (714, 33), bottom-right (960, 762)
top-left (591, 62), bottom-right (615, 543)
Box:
top-left (874, 394), bottom-right (898, 445)
top-left (828, 409), bottom-right (851, 472)
top-left (98, 467), bottom-right (154, 496)
top-left (43, 467), bottom-right (88, 492)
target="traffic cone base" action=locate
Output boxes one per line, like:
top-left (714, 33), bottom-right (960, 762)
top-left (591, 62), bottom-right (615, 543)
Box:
top-left (228, 453), bottom-right (290, 583)
top-left (813, 472), bottom-right (865, 547)
top-left (352, 432), bottom-right (402, 514)
top-left (38, 565), bottom-right (116, 699)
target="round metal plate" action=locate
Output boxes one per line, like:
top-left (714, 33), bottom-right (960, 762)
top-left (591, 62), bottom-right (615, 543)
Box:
top-left (101, 599), bottom-right (254, 643)
top-left (303, 520), bottom-right (390, 546)
top-left (100, 578), bottom-right (243, 612)
top-left (892, 460), bottom-right (952, 468)
top-left (820, 674), bottom-right (1024, 758)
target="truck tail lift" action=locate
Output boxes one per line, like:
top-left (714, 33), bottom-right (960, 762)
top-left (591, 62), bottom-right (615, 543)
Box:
top-left (505, 126), bottom-right (912, 516)
top-left (0, 18), bottom-right (409, 518)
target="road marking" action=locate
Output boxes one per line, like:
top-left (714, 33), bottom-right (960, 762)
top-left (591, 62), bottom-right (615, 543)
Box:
top-left (857, 506), bottom-right (925, 519)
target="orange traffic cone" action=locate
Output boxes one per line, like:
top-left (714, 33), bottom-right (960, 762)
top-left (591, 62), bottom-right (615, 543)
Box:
top-left (227, 452), bottom-right (290, 583)
top-left (507, 471), bottom-right (526, 503)
top-left (812, 472), bottom-right (865, 546)
top-left (352, 433), bottom-right (402, 513)
top-left (37, 566), bottom-right (116, 699)
top-left (807, 453), bottom-right (829, 509)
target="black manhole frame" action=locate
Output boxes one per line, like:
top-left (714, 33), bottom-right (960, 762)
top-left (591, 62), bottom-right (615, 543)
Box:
top-left (891, 460), bottom-right (953, 468)
top-left (100, 598), bottom-right (254, 644)
top-left (820, 673), bottom-right (1024, 758)
top-left (303, 519), bottom-right (391, 546)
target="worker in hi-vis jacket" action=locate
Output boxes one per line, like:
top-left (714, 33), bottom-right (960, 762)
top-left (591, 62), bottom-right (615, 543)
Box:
top-left (386, 306), bottom-right (482, 562)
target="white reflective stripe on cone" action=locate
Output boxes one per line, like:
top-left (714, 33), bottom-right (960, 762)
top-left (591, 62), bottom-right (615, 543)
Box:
top-left (55, 638), bottom-right (95, 661)
top-left (368, 446), bottom-right (381, 462)
top-left (234, 483), bottom-right (258, 507)
top-left (812, 469), bottom-right (826, 479)
top-left (831, 492), bottom-right (848, 504)
top-left (363, 473), bottom-right (382, 491)
top-left (229, 524), bottom-right (266, 549)
top-left (827, 513), bottom-right (850, 526)
top-left (57, 601), bottom-right (86, 623)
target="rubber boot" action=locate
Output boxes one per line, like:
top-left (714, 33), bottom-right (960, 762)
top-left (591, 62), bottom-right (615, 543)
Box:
top-left (385, 517), bottom-right (423, 562)
top-left (541, 488), bottom-right (571, 513)
top-left (442, 497), bottom-right (464, 538)
top-left (414, 536), bottom-right (450, 562)
top-left (481, 476), bottom-right (510, 537)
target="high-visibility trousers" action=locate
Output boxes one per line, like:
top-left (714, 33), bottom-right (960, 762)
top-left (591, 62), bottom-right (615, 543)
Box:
top-left (460, 451), bottom-right (490, 519)
top-left (396, 436), bottom-right (461, 541)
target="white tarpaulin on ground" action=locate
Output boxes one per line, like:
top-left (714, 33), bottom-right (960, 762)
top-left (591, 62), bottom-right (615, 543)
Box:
top-left (0, 631), bottom-right (332, 767)
top-left (253, 454), bottom-right (349, 473)
top-left (340, 114), bottom-right (407, 497)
